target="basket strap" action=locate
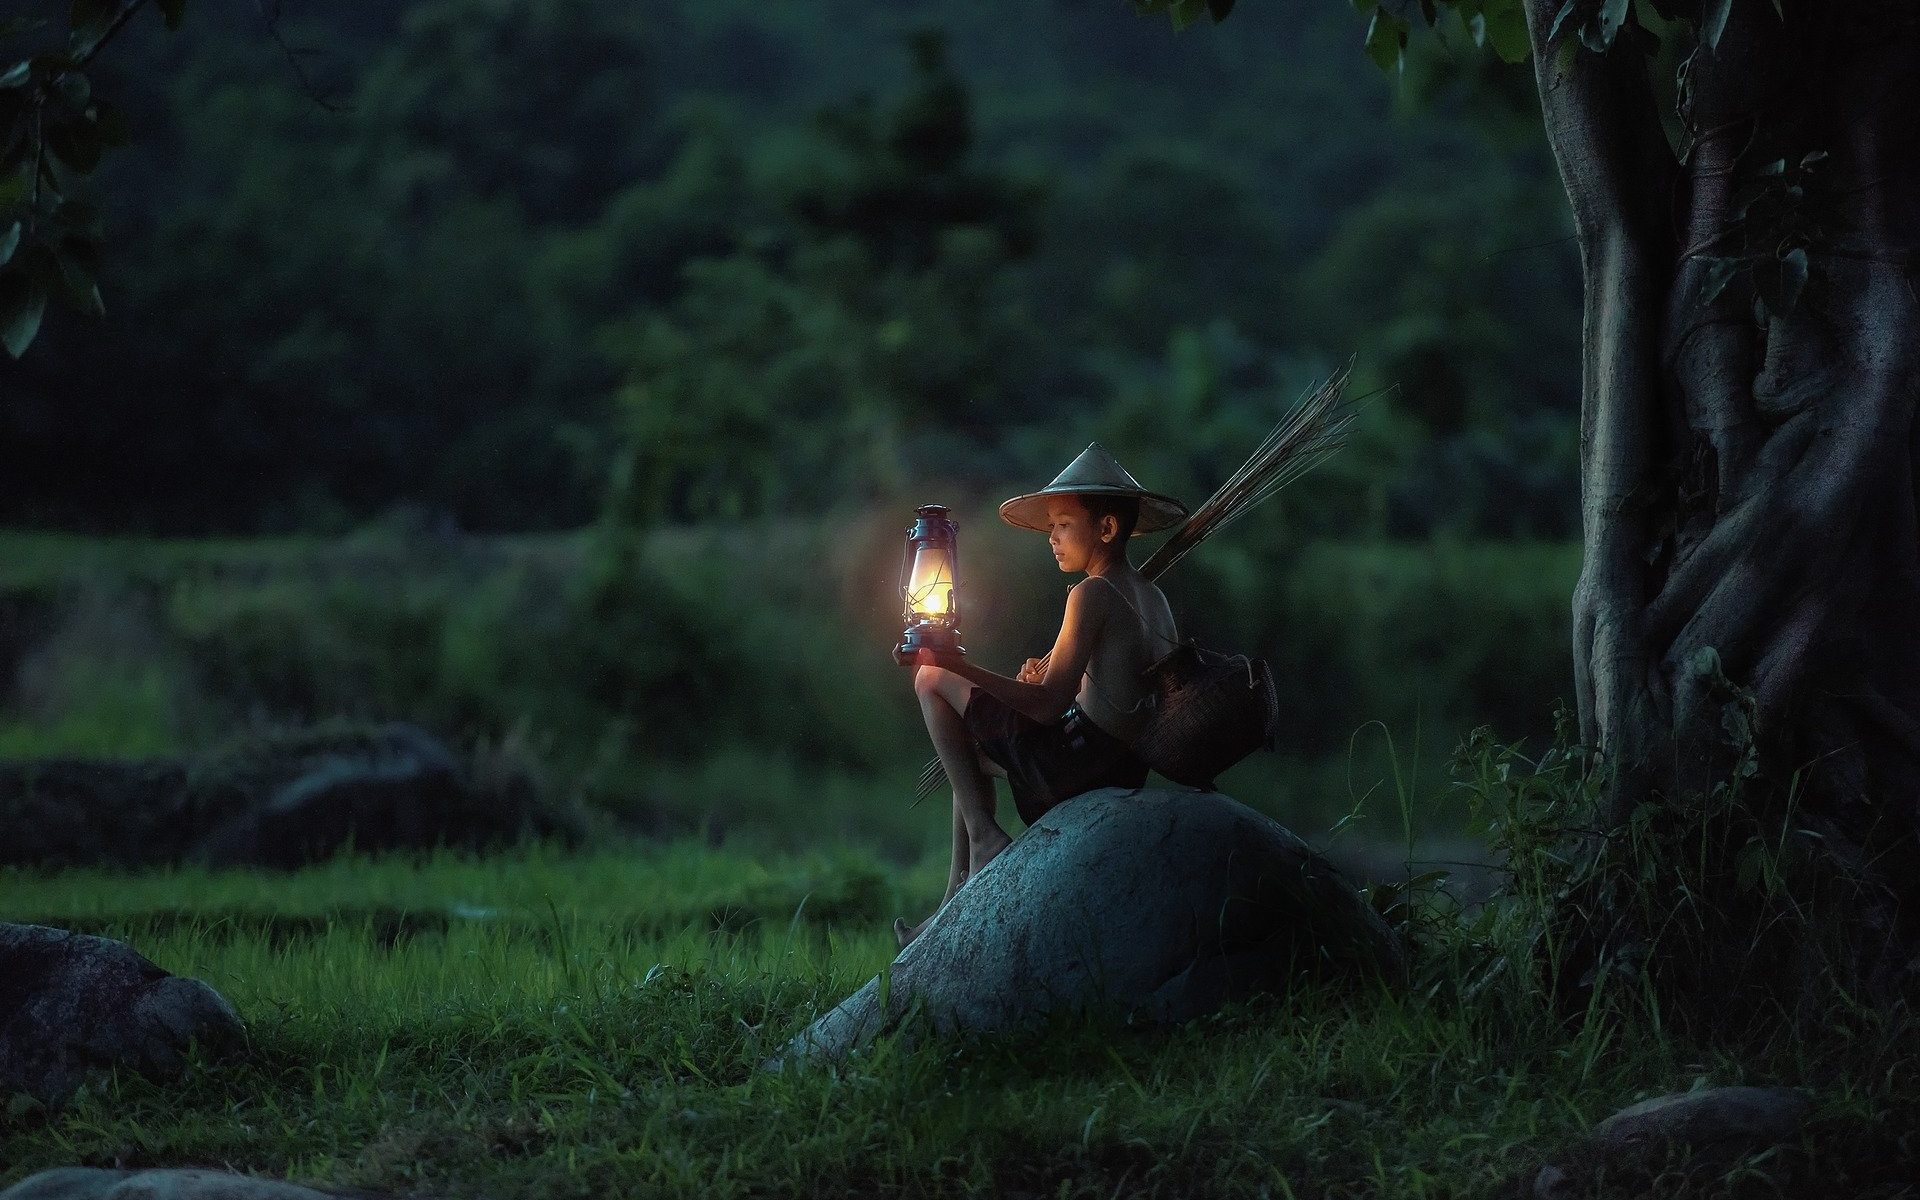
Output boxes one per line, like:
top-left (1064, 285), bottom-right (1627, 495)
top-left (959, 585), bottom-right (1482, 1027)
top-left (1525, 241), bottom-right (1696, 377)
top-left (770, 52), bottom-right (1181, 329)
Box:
top-left (1085, 574), bottom-right (1252, 676)
top-left (1081, 573), bottom-right (1182, 652)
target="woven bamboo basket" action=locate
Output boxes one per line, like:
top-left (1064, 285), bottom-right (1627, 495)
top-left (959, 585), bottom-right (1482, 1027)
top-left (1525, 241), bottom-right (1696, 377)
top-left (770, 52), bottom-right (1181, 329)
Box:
top-left (1130, 641), bottom-right (1279, 789)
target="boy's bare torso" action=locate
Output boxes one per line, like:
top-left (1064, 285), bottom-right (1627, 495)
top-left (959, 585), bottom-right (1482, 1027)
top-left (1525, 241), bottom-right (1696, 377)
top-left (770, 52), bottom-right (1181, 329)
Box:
top-left (1075, 568), bottom-right (1177, 743)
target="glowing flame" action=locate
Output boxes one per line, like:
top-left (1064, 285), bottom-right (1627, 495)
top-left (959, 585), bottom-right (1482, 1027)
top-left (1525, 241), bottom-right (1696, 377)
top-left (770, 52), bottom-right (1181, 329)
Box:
top-left (904, 545), bottom-right (955, 619)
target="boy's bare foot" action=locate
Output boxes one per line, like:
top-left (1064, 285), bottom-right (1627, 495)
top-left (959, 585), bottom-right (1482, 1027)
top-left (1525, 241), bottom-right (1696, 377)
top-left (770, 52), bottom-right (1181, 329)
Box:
top-left (893, 915), bottom-right (931, 949)
top-left (968, 830), bottom-right (1012, 876)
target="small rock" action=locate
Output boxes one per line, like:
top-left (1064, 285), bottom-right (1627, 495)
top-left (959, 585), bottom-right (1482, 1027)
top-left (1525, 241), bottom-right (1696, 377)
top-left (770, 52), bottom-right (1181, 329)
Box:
top-left (1589, 1085), bottom-right (1811, 1154)
top-left (773, 788), bottom-right (1404, 1066)
top-left (0, 1168), bottom-right (345, 1200)
top-left (1531, 1163), bottom-right (1570, 1199)
top-left (1532, 1084), bottom-right (1814, 1193)
top-left (0, 925), bottom-right (245, 1109)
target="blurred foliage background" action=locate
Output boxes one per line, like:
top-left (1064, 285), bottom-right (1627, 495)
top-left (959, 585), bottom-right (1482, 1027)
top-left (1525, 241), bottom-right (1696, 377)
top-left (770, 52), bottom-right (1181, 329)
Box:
top-left (0, 0), bottom-right (1584, 850)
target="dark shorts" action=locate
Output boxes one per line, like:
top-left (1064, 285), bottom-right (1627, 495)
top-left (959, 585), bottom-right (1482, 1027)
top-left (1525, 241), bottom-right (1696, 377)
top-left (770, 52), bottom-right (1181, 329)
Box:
top-left (963, 690), bottom-right (1149, 826)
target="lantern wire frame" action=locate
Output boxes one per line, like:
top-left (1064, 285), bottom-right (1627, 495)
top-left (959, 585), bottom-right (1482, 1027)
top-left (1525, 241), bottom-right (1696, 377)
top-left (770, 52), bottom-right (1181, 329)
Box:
top-left (909, 358), bottom-right (1376, 806)
top-left (903, 553), bottom-right (956, 618)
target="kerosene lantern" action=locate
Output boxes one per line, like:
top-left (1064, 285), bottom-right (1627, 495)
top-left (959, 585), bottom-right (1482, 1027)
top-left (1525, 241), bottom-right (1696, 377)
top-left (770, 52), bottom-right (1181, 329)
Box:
top-left (894, 504), bottom-right (965, 664)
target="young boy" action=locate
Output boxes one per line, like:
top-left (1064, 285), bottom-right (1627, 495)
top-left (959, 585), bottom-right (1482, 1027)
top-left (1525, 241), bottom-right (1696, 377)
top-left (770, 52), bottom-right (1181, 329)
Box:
top-left (898, 443), bottom-right (1186, 946)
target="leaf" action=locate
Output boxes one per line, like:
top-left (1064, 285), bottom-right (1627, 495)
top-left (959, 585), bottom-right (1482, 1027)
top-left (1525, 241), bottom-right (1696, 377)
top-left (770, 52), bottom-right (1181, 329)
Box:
top-left (1547, 0), bottom-right (1581, 45)
top-left (55, 69), bottom-right (88, 108)
top-left (0, 60), bottom-right (31, 90)
top-left (1777, 246), bottom-right (1808, 306)
top-left (1365, 6), bottom-right (1409, 72)
top-left (0, 221), bottom-right (16, 267)
top-left (1573, 0), bottom-right (1628, 51)
top-left (0, 165), bottom-right (27, 214)
top-left (67, 0), bottom-right (119, 56)
top-left (1700, 0), bottom-right (1732, 50)
top-left (1554, 32), bottom-right (1578, 72)
top-left (1367, 880), bottom-right (1406, 918)
top-left (1689, 645), bottom-right (1722, 680)
top-left (1596, 0), bottom-right (1630, 45)
top-left (1754, 246), bottom-right (1808, 317)
top-left (0, 264), bottom-right (46, 357)
top-left (1720, 700), bottom-right (1752, 746)
top-left (1483, 0), bottom-right (1532, 61)
top-left (53, 235), bottom-right (102, 315)
top-left (1696, 255), bottom-right (1743, 306)
top-left (1727, 177), bottom-right (1768, 224)
top-left (1171, 0), bottom-right (1209, 30)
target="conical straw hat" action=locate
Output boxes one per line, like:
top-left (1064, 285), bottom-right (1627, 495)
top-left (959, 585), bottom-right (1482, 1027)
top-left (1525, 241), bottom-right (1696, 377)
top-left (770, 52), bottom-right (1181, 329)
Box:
top-left (998, 442), bottom-right (1189, 536)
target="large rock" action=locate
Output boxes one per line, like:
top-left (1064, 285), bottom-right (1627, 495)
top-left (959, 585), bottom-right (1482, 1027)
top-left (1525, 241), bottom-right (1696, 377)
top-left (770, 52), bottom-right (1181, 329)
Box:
top-left (0, 924), bottom-right (246, 1109)
top-left (192, 723), bottom-right (465, 869)
top-left (775, 788), bottom-right (1405, 1065)
top-left (0, 1169), bottom-right (349, 1200)
top-left (0, 723), bottom-right (585, 869)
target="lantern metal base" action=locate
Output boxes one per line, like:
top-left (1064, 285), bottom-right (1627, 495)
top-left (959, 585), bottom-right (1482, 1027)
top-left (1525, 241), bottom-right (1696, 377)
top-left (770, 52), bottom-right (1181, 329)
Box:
top-left (895, 624), bottom-right (965, 665)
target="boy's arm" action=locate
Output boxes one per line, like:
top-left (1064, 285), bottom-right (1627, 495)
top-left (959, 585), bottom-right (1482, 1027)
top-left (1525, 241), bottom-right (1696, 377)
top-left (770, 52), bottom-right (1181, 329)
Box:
top-left (937, 579), bottom-right (1107, 724)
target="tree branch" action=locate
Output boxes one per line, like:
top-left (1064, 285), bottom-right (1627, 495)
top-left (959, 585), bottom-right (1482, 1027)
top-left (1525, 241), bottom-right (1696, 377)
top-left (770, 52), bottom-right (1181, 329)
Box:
top-left (73, 0), bottom-right (153, 69)
top-left (253, 0), bottom-right (348, 114)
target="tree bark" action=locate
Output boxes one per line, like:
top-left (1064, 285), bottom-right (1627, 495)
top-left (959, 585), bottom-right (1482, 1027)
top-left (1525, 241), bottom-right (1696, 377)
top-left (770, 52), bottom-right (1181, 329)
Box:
top-left (1521, 0), bottom-right (1920, 1001)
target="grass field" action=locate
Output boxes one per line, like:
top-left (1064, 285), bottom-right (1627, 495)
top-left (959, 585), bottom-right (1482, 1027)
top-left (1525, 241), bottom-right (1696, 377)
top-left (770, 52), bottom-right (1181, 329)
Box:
top-left (3, 529), bottom-right (1911, 1196)
top-left (4, 839), bottom-right (1914, 1199)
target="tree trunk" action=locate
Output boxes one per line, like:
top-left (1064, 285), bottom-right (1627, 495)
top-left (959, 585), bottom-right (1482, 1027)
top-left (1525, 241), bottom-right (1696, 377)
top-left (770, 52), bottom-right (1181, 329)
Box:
top-left (1521, 0), bottom-right (1920, 1009)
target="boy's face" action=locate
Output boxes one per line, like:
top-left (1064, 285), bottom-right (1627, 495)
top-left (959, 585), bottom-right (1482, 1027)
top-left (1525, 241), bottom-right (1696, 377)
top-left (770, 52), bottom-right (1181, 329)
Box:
top-left (1045, 496), bottom-right (1113, 574)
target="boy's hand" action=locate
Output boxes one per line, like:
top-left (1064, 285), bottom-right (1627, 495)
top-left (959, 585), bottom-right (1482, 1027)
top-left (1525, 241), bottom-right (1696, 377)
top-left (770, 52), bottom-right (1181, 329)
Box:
top-left (1017, 658), bottom-right (1045, 684)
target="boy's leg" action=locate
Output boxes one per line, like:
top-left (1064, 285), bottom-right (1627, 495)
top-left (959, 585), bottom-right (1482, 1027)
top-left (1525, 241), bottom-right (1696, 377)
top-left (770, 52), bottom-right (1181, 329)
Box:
top-left (897, 800), bottom-right (969, 949)
top-left (897, 797), bottom-right (968, 949)
top-left (914, 667), bottom-right (1012, 876)
top-left (943, 796), bottom-right (967, 905)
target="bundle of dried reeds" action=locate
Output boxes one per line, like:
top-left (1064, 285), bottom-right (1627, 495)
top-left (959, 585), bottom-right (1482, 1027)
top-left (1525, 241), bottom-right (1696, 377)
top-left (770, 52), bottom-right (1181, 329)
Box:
top-left (911, 358), bottom-right (1363, 805)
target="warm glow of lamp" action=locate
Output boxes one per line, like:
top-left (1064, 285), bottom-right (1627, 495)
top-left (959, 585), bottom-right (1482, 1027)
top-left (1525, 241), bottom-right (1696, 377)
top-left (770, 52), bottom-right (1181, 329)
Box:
top-left (905, 545), bottom-right (955, 617)
top-left (895, 504), bottom-right (965, 663)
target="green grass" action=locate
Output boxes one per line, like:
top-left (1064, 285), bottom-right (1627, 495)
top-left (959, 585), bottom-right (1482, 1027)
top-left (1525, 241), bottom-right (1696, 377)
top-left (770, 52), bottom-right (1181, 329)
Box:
top-left (3, 840), bottom-right (1913, 1199)
top-left (1, 529), bottom-right (1910, 1194)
